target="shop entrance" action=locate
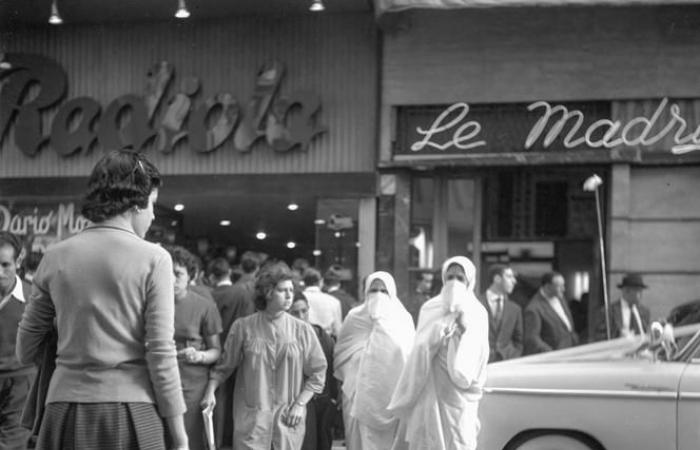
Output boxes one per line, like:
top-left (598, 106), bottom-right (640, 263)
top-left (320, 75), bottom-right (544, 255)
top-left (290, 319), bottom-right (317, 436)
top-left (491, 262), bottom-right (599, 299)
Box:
top-left (408, 167), bottom-right (605, 342)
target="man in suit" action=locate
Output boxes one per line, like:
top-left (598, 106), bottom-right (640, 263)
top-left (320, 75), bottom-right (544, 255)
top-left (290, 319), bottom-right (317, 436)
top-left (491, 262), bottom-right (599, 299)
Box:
top-left (323, 265), bottom-right (358, 319)
top-left (0, 232), bottom-right (34, 450)
top-left (524, 272), bottom-right (579, 355)
top-left (479, 264), bottom-right (523, 362)
top-left (595, 273), bottom-right (651, 341)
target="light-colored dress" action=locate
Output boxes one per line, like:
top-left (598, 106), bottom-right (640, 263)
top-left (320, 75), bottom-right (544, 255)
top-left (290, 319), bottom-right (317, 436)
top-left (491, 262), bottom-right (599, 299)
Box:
top-left (388, 257), bottom-right (489, 450)
top-left (334, 271), bottom-right (415, 450)
top-left (210, 312), bottom-right (327, 450)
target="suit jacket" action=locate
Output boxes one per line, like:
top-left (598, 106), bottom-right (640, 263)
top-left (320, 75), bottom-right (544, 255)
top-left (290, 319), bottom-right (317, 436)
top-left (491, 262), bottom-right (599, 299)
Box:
top-left (211, 283), bottom-right (255, 339)
top-left (327, 287), bottom-right (359, 319)
top-left (524, 291), bottom-right (579, 355)
top-left (479, 292), bottom-right (523, 362)
top-left (594, 300), bottom-right (651, 341)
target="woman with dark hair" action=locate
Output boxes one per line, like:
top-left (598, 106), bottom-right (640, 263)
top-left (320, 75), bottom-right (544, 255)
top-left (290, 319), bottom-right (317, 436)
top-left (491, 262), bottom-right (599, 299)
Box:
top-left (288, 292), bottom-right (338, 450)
top-left (164, 245), bottom-right (222, 450)
top-left (17, 150), bottom-right (189, 450)
top-left (201, 262), bottom-right (327, 450)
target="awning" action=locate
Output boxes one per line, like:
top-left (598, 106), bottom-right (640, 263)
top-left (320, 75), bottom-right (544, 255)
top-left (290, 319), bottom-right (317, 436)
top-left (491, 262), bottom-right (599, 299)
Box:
top-left (375, 0), bottom-right (700, 16)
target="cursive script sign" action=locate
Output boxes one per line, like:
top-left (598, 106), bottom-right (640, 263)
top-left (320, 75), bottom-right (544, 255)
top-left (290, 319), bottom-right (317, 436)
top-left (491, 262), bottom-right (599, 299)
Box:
top-left (0, 202), bottom-right (90, 249)
top-left (0, 53), bottom-right (327, 158)
top-left (406, 99), bottom-right (700, 156)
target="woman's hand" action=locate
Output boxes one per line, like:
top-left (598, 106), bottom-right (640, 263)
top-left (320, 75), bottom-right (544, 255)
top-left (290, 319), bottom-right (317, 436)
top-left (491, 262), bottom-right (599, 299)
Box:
top-left (178, 347), bottom-right (203, 364)
top-left (283, 403), bottom-right (305, 428)
top-left (200, 388), bottom-right (216, 411)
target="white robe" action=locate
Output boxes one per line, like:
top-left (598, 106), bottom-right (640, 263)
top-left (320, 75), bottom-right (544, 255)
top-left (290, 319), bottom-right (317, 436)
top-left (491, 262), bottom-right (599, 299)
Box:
top-left (334, 272), bottom-right (415, 450)
top-left (388, 257), bottom-right (489, 450)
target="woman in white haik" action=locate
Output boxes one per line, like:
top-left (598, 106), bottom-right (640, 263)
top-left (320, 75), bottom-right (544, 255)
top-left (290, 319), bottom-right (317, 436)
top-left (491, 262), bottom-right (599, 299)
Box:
top-left (334, 271), bottom-right (415, 450)
top-left (388, 256), bottom-right (489, 450)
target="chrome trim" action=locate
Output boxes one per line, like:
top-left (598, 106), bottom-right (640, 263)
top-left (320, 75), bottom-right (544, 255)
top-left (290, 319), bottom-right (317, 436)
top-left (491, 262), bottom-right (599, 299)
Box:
top-left (679, 392), bottom-right (700, 400)
top-left (484, 387), bottom-right (677, 399)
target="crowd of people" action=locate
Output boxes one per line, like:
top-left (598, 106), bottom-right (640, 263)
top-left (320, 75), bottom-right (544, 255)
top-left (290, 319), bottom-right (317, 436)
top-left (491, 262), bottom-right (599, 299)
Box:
top-left (0, 150), bottom-right (653, 450)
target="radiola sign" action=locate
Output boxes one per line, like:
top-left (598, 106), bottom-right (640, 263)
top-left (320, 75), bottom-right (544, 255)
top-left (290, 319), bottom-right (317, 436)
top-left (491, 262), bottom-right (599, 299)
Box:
top-left (401, 99), bottom-right (700, 157)
top-left (0, 53), bottom-right (327, 157)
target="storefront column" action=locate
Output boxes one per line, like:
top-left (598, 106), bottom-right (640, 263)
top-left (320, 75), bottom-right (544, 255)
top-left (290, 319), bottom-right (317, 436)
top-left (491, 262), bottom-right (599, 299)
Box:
top-left (357, 197), bottom-right (377, 297)
top-left (393, 171), bottom-right (412, 301)
top-left (608, 163), bottom-right (631, 293)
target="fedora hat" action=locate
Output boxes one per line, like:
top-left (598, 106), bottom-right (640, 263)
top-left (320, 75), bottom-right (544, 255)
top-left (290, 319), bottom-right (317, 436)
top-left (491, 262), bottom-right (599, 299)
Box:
top-left (618, 273), bottom-right (648, 289)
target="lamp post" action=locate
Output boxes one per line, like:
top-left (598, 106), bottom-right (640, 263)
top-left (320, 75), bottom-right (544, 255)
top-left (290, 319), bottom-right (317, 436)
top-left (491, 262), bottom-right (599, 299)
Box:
top-left (583, 174), bottom-right (610, 340)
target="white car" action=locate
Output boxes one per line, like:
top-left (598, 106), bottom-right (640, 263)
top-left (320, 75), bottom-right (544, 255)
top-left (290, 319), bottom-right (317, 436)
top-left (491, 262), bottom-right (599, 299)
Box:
top-left (478, 323), bottom-right (700, 450)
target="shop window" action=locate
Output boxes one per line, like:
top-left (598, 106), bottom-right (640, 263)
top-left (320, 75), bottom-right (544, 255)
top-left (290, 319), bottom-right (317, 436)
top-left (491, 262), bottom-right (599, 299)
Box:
top-left (485, 170), bottom-right (597, 240)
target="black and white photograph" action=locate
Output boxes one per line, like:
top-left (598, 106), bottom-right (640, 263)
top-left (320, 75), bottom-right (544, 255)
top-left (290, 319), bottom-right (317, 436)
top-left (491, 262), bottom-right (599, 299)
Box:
top-left (2, 0), bottom-right (700, 449)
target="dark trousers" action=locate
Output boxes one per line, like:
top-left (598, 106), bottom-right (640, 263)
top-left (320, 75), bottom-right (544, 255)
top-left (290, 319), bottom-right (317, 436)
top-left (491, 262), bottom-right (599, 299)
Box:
top-left (214, 375), bottom-right (235, 449)
top-left (0, 374), bottom-right (33, 450)
top-left (301, 396), bottom-right (335, 450)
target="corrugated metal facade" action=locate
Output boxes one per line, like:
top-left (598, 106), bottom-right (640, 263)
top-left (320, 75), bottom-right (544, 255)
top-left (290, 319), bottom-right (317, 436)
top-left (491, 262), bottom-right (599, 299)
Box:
top-left (0, 13), bottom-right (378, 177)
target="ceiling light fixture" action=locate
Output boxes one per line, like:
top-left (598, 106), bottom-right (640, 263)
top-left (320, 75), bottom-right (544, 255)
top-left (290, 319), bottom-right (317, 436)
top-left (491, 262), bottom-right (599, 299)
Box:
top-left (286, 241), bottom-right (296, 249)
top-left (312, 249), bottom-right (322, 256)
top-left (287, 203), bottom-right (299, 211)
top-left (174, 203), bottom-right (185, 212)
top-left (256, 232), bottom-right (267, 240)
top-left (49, 0), bottom-right (63, 25)
top-left (175, 0), bottom-right (190, 19)
top-left (219, 220), bottom-right (231, 226)
top-left (309, 0), bottom-right (325, 12)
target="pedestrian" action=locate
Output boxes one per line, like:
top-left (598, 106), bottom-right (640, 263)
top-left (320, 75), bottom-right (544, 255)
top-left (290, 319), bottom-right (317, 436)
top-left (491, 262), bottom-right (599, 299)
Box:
top-left (478, 264), bottom-right (523, 362)
top-left (322, 266), bottom-right (358, 319)
top-left (594, 273), bottom-right (651, 340)
top-left (388, 256), bottom-right (489, 450)
top-left (523, 272), bottom-right (578, 354)
top-left (165, 245), bottom-right (223, 450)
top-left (16, 150), bottom-right (188, 450)
top-left (303, 268), bottom-right (342, 338)
top-left (201, 262), bottom-right (327, 450)
top-left (206, 256), bottom-right (255, 449)
top-left (0, 232), bottom-right (34, 450)
top-left (288, 292), bottom-right (338, 450)
top-left (334, 271), bottom-right (415, 450)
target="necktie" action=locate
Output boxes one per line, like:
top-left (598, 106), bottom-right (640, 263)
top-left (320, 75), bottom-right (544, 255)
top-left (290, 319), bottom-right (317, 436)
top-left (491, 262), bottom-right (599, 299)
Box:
top-left (495, 297), bottom-right (503, 323)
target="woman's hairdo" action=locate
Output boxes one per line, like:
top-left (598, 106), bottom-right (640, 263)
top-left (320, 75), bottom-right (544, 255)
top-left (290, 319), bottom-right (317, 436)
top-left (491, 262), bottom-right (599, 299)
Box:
top-left (81, 150), bottom-right (162, 222)
top-left (254, 261), bottom-right (294, 311)
top-left (163, 245), bottom-right (199, 280)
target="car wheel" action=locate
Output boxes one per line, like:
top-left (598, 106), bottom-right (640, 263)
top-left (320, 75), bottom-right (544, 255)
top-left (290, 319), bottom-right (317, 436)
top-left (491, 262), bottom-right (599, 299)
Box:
top-left (510, 433), bottom-right (599, 450)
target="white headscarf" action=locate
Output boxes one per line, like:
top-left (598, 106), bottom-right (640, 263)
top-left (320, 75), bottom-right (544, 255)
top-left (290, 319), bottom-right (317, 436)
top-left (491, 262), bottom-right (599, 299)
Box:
top-left (334, 271), bottom-right (415, 430)
top-left (439, 256), bottom-right (477, 314)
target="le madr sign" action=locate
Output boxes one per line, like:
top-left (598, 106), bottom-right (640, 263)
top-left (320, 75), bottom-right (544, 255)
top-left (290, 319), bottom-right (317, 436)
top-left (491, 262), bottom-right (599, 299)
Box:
top-left (402, 100), bottom-right (700, 158)
top-left (0, 53), bottom-right (326, 158)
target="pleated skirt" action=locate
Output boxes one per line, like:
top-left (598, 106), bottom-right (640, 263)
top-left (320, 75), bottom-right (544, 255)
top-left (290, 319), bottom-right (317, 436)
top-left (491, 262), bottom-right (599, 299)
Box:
top-left (36, 402), bottom-right (166, 450)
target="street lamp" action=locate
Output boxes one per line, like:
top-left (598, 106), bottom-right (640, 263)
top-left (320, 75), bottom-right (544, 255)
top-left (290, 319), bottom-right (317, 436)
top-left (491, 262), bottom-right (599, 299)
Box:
top-left (583, 174), bottom-right (610, 340)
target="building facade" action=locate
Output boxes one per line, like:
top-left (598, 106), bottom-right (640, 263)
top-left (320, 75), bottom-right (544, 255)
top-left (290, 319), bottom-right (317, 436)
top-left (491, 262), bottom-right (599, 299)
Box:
top-left (0, 11), bottom-right (379, 293)
top-left (377, 5), bottom-right (700, 333)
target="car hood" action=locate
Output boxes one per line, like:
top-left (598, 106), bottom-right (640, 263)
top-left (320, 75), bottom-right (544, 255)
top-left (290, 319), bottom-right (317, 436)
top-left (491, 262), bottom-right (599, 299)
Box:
top-left (485, 335), bottom-right (652, 390)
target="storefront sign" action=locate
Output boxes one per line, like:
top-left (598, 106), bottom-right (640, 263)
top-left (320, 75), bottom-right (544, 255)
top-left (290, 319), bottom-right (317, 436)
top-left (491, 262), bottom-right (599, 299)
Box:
top-left (404, 99), bottom-right (700, 156)
top-left (0, 53), bottom-right (326, 157)
top-left (0, 202), bottom-right (89, 250)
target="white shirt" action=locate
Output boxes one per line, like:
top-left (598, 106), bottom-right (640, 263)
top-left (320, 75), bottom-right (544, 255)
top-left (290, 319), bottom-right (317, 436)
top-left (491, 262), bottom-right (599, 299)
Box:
top-left (486, 289), bottom-right (504, 320)
top-left (0, 275), bottom-right (25, 311)
top-left (216, 279), bottom-right (233, 287)
top-left (542, 289), bottom-right (572, 332)
top-left (620, 299), bottom-right (644, 336)
top-left (304, 286), bottom-right (342, 337)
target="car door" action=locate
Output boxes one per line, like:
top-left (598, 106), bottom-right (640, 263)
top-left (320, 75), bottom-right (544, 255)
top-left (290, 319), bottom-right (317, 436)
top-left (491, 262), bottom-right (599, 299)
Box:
top-left (677, 355), bottom-right (700, 450)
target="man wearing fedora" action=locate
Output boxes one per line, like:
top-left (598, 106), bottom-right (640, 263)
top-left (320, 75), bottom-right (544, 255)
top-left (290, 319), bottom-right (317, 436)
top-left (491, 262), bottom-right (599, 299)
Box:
top-left (595, 273), bottom-right (651, 340)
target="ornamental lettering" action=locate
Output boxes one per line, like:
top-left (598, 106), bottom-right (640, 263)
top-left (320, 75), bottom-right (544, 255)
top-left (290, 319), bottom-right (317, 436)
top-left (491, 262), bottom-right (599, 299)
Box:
top-left (0, 53), bottom-right (327, 157)
top-left (411, 100), bottom-right (700, 155)
top-left (0, 203), bottom-right (89, 242)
